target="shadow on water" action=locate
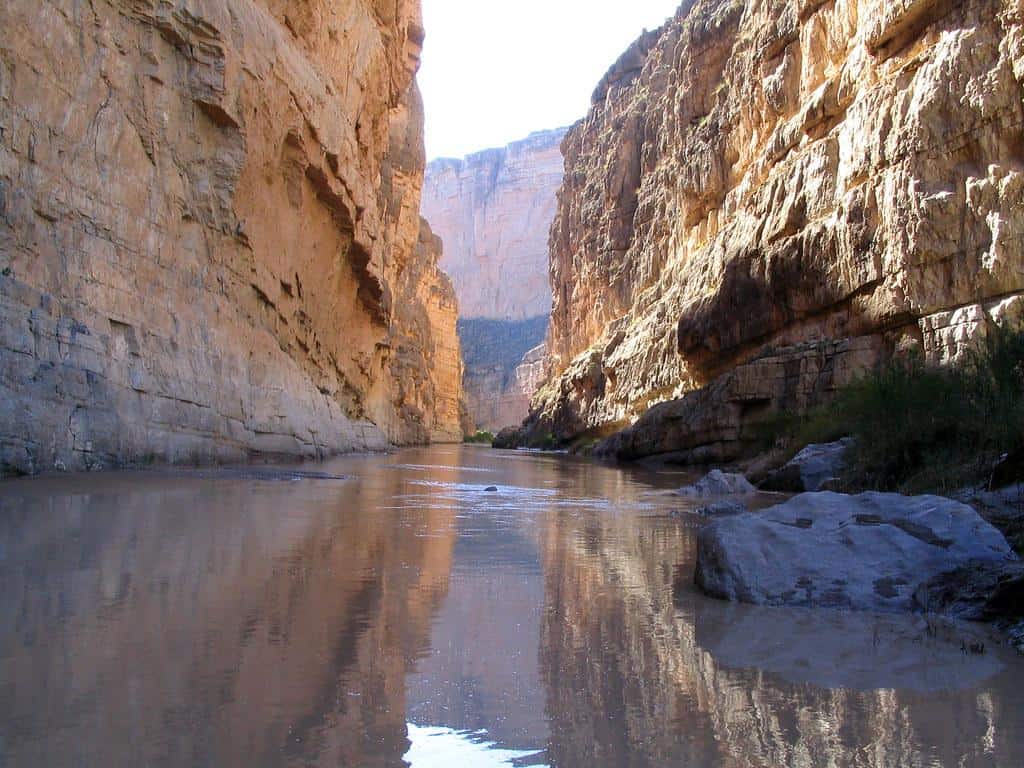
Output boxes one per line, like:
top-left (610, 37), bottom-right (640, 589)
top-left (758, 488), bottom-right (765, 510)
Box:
top-left (1, 445), bottom-right (1023, 767)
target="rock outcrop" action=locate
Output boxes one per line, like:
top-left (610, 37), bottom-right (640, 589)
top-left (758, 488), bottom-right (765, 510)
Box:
top-left (520, 0), bottom-right (1024, 458)
top-left (696, 491), bottom-right (1018, 612)
top-left (0, 0), bottom-right (465, 474)
top-left (421, 129), bottom-right (567, 432)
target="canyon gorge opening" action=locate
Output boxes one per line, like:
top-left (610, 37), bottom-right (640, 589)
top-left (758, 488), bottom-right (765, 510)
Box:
top-left (3, 2), bottom-right (1024, 768)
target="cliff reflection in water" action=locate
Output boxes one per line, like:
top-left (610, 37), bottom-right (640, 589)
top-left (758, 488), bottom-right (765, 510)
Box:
top-left (2, 448), bottom-right (1024, 768)
top-left (537, 504), bottom-right (1024, 767)
top-left (0, 466), bottom-right (457, 767)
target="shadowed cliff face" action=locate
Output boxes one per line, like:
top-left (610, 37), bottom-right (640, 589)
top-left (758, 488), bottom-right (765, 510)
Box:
top-left (524, 0), bottom-right (1024, 456)
top-left (0, 0), bottom-right (465, 474)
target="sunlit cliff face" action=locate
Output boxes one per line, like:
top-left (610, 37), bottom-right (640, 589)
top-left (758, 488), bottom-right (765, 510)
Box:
top-left (532, 0), bottom-right (1024, 445)
top-left (0, 0), bottom-right (463, 475)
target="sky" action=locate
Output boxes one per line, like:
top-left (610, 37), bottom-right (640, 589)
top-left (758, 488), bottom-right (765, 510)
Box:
top-left (419, 1), bottom-right (682, 161)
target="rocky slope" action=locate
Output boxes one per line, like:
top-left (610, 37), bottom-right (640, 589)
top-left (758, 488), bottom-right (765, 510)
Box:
top-left (422, 128), bottom-right (566, 430)
top-left (0, 0), bottom-right (465, 475)
top-left (520, 0), bottom-right (1024, 459)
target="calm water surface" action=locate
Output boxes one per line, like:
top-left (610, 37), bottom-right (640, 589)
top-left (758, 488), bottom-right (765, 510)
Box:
top-left (2, 446), bottom-right (1023, 767)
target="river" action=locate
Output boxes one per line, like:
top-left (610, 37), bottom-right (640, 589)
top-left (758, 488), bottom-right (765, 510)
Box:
top-left (1, 446), bottom-right (1023, 767)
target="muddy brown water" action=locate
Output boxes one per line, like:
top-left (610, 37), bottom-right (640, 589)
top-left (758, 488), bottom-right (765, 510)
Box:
top-left (1, 446), bottom-right (1023, 767)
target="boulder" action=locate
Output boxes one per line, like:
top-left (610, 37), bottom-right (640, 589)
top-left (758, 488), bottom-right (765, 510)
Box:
top-left (761, 439), bottom-right (853, 493)
top-left (696, 492), bottom-right (1017, 613)
top-left (678, 470), bottom-right (756, 498)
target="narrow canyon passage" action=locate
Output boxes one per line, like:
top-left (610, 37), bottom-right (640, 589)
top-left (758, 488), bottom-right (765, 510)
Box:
top-left (2, 449), bottom-right (1023, 767)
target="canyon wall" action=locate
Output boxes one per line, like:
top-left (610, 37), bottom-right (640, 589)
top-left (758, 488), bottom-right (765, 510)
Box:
top-left (422, 128), bottom-right (565, 431)
top-left (0, 0), bottom-right (465, 475)
top-left (519, 0), bottom-right (1024, 459)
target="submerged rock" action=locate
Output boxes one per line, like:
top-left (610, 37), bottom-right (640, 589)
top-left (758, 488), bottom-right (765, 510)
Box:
top-left (678, 470), bottom-right (756, 498)
top-left (761, 439), bottom-right (854, 493)
top-left (696, 500), bottom-right (749, 518)
top-left (696, 492), bottom-right (1017, 613)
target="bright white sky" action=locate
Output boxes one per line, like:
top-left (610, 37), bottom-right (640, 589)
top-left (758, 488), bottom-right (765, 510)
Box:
top-left (419, 1), bottom-right (681, 160)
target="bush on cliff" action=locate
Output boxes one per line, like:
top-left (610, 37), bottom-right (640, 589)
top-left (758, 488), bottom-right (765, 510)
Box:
top-left (785, 325), bottom-right (1024, 493)
top-left (464, 430), bottom-right (496, 445)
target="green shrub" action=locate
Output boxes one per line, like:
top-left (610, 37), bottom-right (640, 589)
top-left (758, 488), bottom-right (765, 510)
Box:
top-left (464, 430), bottom-right (496, 445)
top-left (783, 325), bottom-right (1024, 493)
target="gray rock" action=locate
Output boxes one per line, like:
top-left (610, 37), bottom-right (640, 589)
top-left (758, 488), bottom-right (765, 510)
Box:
top-left (761, 438), bottom-right (853, 492)
top-left (696, 492), bottom-right (1018, 613)
top-left (678, 469), bottom-right (756, 498)
top-left (696, 500), bottom-right (749, 517)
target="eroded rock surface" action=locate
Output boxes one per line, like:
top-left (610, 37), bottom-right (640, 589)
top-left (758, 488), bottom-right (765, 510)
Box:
top-left (523, 0), bottom-right (1024, 459)
top-left (0, 0), bottom-right (465, 474)
top-left (696, 492), bottom-right (1018, 612)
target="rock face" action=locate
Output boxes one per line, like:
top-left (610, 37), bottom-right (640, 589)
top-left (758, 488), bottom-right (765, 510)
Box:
top-left (696, 492), bottom-right (1018, 612)
top-left (0, 0), bottom-right (465, 474)
top-left (422, 128), bottom-right (567, 322)
top-left (421, 129), bottom-right (567, 432)
top-left (522, 0), bottom-right (1024, 458)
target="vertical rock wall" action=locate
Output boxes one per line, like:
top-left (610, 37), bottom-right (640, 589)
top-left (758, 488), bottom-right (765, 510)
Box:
top-left (422, 128), bottom-right (566, 431)
top-left (0, 0), bottom-right (465, 474)
top-left (523, 0), bottom-right (1024, 457)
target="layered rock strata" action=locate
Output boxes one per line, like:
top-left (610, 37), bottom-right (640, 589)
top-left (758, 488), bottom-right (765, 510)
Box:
top-left (520, 0), bottom-right (1024, 459)
top-left (422, 128), bottom-right (566, 431)
top-left (0, 0), bottom-right (465, 474)
top-left (422, 127), bottom-right (567, 322)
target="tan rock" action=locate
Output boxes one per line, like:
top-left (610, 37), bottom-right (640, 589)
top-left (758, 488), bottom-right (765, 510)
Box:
top-left (422, 129), bottom-right (565, 430)
top-left (526, 0), bottom-right (1024, 458)
top-left (422, 128), bottom-right (567, 321)
top-left (0, 0), bottom-right (464, 474)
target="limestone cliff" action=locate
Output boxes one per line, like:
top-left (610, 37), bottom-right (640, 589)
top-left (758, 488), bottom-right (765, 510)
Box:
top-left (0, 0), bottom-right (465, 474)
top-left (422, 128), bottom-right (565, 430)
top-left (422, 127), bottom-right (567, 322)
top-left (522, 0), bottom-right (1024, 459)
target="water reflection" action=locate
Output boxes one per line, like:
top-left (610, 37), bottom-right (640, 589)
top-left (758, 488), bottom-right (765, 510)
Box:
top-left (1, 447), bottom-right (1022, 768)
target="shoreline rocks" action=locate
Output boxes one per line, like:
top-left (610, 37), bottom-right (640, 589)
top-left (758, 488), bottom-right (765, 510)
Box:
top-left (761, 439), bottom-right (854, 493)
top-left (678, 470), bottom-right (756, 498)
top-left (695, 491), bottom-right (1018, 614)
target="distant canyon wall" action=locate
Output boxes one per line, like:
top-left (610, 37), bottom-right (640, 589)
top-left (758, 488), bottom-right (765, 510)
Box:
top-left (0, 0), bottom-right (465, 475)
top-left (422, 128), bottom-right (565, 431)
top-left (458, 317), bottom-right (548, 433)
top-left (518, 0), bottom-right (1024, 458)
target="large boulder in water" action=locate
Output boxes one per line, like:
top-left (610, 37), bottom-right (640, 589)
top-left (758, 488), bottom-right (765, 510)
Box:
top-left (696, 492), bottom-right (1018, 613)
